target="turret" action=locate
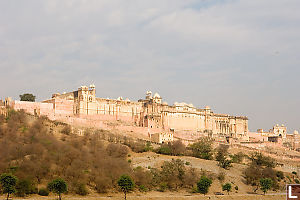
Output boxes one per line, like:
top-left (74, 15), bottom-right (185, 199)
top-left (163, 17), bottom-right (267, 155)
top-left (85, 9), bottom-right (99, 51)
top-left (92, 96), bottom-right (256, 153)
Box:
top-left (153, 92), bottom-right (162, 104)
top-left (89, 84), bottom-right (96, 97)
top-left (204, 106), bottom-right (211, 114)
top-left (146, 91), bottom-right (152, 100)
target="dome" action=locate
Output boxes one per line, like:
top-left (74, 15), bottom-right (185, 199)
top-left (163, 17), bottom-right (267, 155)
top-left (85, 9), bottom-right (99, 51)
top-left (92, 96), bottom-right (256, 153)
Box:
top-left (294, 130), bottom-right (299, 135)
top-left (153, 93), bottom-right (161, 98)
top-left (180, 102), bottom-right (187, 106)
top-left (205, 106), bottom-right (211, 110)
top-left (90, 84), bottom-right (95, 88)
top-left (162, 101), bottom-right (168, 105)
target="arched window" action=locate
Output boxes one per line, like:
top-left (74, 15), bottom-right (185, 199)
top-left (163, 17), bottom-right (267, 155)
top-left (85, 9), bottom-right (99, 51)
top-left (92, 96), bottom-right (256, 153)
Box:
top-left (89, 96), bottom-right (93, 102)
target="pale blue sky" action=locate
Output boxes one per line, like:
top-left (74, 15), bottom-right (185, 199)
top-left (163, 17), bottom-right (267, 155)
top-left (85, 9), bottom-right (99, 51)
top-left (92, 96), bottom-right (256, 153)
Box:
top-left (0, 0), bottom-right (299, 132)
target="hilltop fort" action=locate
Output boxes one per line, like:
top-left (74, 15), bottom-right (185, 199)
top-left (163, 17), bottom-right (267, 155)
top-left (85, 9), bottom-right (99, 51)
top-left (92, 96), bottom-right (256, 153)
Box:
top-left (1, 84), bottom-right (299, 150)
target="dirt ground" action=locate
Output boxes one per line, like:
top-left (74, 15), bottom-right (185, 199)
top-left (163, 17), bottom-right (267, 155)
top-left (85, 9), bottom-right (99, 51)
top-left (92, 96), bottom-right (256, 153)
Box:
top-left (2, 192), bottom-right (286, 200)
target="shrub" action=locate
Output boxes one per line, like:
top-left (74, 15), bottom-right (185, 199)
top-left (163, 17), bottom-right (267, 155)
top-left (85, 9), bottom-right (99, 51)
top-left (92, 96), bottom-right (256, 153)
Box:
top-left (132, 166), bottom-right (152, 189)
top-left (160, 159), bottom-right (186, 190)
top-left (183, 168), bottom-right (200, 188)
top-left (189, 138), bottom-right (213, 160)
top-left (95, 177), bottom-right (111, 193)
top-left (216, 145), bottom-right (232, 169)
top-left (138, 185), bottom-right (148, 192)
top-left (243, 164), bottom-right (262, 186)
top-left (287, 176), bottom-right (292, 183)
top-left (106, 143), bottom-right (129, 158)
top-left (229, 152), bottom-right (245, 163)
top-left (222, 183), bottom-right (232, 195)
top-left (158, 182), bottom-right (168, 192)
top-left (249, 152), bottom-right (276, 168)
top-left (170, 140), bottom-right (186, 156)
top-left (61, 125), bottom-right (72, 135)
top-left (155, 145), bottom-right (172, 155)
top-left (15, 179), bottom-right (36, 197)
top-left (235, 186), bottom-right (239, 191)
top-left (276, 171), bottom-right (284, 180)
top-left (191, 186), bottom-right (198, 193)
top-left (197, 176), bottom-right (212, 195)
top-left (217, 171), bottom-right (225, 182)
top-left (144, 142), bottom-right (153, 152)
top-left (215, 145), bottom-right (229, 162)
top-left (218, 159), bottom-right (232, 170)
top-left (75, 183), bottom-right (88, 196)
top-left (38, 188), bottom-right (49, 196)
top-left (126, 141), bottom-right (147, 153)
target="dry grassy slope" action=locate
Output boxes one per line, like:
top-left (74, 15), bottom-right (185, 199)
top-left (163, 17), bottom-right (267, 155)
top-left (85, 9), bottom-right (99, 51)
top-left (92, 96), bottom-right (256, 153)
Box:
top-left (131, 152), bottom-right (256, 195)
top-left (36, 117), bottom-right (292, 197)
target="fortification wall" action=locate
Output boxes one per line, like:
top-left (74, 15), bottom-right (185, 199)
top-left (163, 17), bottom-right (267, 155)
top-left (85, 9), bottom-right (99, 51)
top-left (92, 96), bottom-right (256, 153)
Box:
top-left (163, 112), bottom-right (206, 131)
top-left (54, 115), bottom-right (107, 129)
top-left (248, 132), bottom-right (268, 142)
top-left (53, 98), bottom-right (74, 115)
top-left (95, 98), bottom-right (142, 116)
top-left (12, 101), bottom-right (55, 117)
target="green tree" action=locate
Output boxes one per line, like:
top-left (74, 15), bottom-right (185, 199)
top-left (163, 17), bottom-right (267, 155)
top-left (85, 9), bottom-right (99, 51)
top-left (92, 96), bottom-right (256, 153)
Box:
top-left (117, 174), bottom-right (134, 200)
top-left (47, 178), bottom-right (67, 200)
top-left (260, 178), bottom-right (272, 195)
top-left (216, 145), bottom-right (232, 169)
top-left (222, 183), bottom-right (232, 195)
top-left (190, 138), bottom-right (213, 160)
top-left (19, 93), bottom-right (36, 102)
top-left (0, 173), bottom-right (18, 200)
top-left (197, 176), bottom-right (212, 195)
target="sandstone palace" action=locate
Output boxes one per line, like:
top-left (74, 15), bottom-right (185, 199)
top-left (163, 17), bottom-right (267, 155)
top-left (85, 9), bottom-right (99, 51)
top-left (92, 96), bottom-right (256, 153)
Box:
top-left (2, 85), bottom-right (249, 143)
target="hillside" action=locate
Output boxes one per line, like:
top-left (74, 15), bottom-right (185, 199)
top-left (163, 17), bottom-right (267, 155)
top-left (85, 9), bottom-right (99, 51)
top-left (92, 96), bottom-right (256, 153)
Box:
top-left (0, 110), bottom-right (297, 200)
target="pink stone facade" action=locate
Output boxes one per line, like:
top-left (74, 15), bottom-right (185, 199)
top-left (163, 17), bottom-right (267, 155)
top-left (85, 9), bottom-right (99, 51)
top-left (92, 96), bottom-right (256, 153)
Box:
top-left (6, 85), bottom-right (249, 142)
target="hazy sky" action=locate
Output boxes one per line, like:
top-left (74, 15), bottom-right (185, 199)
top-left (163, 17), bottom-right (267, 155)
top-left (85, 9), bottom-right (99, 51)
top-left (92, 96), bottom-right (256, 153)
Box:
top-left (0, 0), bottom-right (299, 132)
